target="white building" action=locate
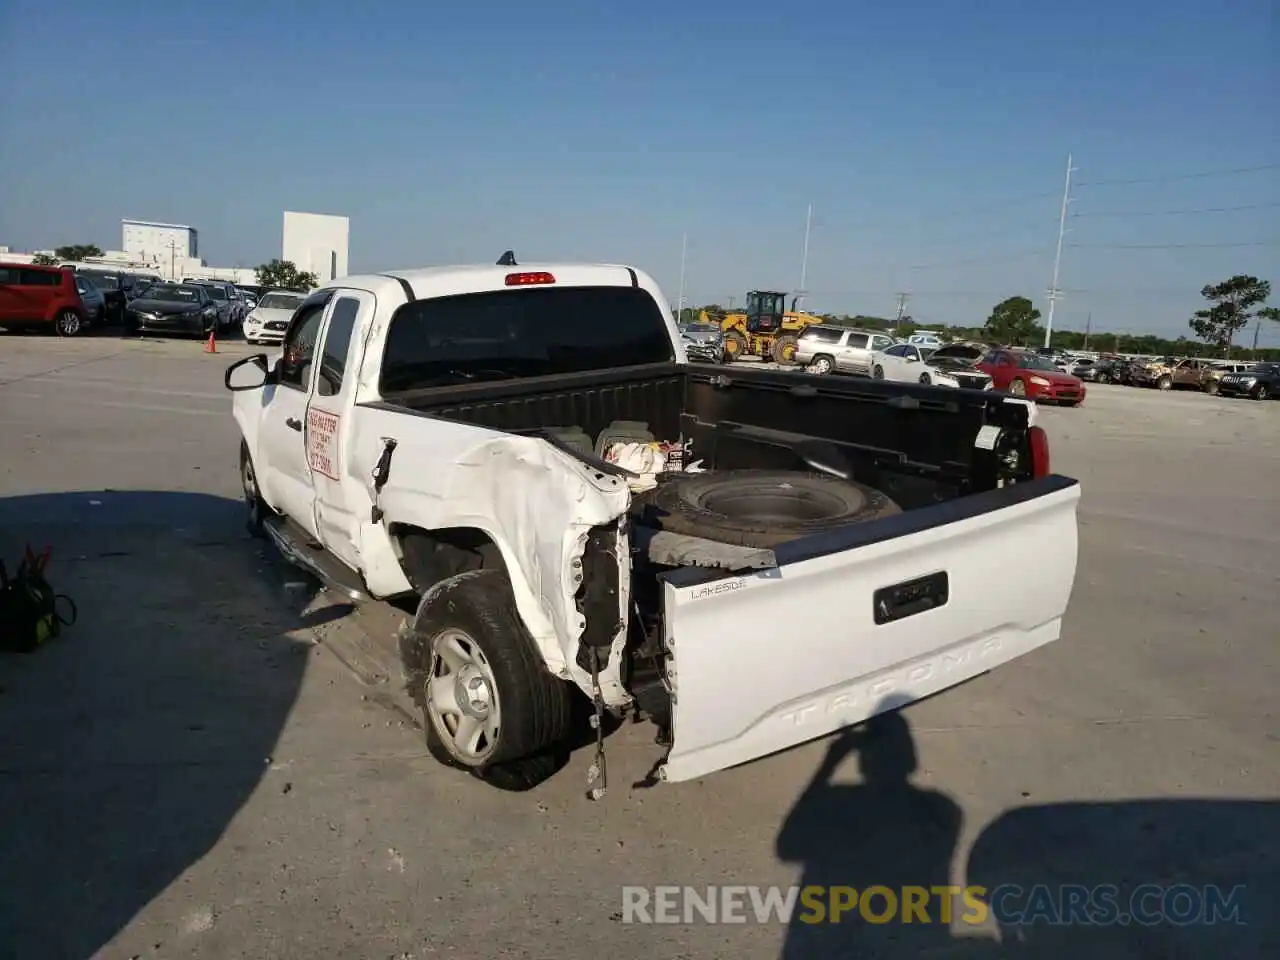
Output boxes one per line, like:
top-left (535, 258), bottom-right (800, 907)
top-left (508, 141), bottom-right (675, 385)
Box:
top-left (282, 211), bottom-right (349, 282)
top-left (122, 219), bottom-right (198, 269)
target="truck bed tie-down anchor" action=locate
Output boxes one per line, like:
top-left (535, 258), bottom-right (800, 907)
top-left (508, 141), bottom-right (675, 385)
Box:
top-left (586, 647), bottom-right (608, 800)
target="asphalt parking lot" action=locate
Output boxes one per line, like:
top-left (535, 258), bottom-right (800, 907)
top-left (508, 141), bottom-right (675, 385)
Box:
top-left (1, 335), bottom-right (1276, 960)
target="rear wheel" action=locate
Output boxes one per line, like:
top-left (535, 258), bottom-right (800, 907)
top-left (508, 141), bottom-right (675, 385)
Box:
top-left (1157, 375), bottom-right (1173, 391)
top-left (401, 569), bottom-right (573, 791)
top-left (1204, 380), bottom-right (1220, 396)
top-left (54, 309), bottom-right (83, 337)
top-left (809, 355), bottom-right (834, 375)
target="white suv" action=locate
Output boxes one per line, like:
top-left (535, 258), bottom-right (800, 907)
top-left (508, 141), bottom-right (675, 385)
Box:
top-left (796, 327), bottom-right (896, 376)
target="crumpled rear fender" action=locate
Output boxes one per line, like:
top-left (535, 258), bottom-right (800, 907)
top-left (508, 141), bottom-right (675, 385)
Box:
top-left (374, 431), bottom-right (634, 704)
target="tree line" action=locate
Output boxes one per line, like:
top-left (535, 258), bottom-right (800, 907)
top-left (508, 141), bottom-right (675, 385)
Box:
top-left (687, 272), bottom-right (1280, 362)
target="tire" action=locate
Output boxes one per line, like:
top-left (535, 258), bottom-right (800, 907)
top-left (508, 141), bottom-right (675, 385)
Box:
top-left (1204, 380), bottom-right (1220, 396)
top-left (722, 330), bottom-right (747, 362)
top-left (1009, 378), bottom-right (1026, 396)
top-left (240, 440), bottom-right (267, 538)
top-left (1097, 374), bottom-right (1111, 384)
top-left (1255, 383), bottom-right (1270, 401)
top-left (872, 365), bottom-right (885, 379)
top-left (54, 309), bottom-right (83, 337)
top-left (809, 355), bottom-right (834, 375)
top-left (918, 372), bottom-right (932, 385)
top-left (631, 469), bottom-right (902, 550)
top-left (772, 334), bottom-right (799, 365)
top-left (1157, 375), bottom-right (1172, 391)
top-left (400, 569), bottom-right (573, 791)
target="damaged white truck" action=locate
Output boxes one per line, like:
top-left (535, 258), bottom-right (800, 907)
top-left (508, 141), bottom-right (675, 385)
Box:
top-left (225, 253), bottom-right (1080, 797)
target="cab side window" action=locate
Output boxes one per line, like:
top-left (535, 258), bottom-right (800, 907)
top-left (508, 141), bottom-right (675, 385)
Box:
top-left (316, 297), bottom-right (360, 397)
top-left (278, 301), bottom-right (327, 390)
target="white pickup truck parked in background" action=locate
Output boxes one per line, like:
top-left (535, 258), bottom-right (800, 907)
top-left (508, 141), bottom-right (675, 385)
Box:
top-left (225, 251), bottom-right (1080, 796)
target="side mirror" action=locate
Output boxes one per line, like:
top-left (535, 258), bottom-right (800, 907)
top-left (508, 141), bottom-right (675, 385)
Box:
top-left (225, 353), bottom-right (271, 391)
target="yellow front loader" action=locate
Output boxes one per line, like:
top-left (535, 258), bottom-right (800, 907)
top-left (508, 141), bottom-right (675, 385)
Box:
top-left (712, 291), bottom-right (824, 365)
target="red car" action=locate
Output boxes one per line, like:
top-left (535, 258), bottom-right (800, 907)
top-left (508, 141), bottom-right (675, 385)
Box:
top-left (979, 348), bottom-right (1086, 406)
top-left (0, 262), bottom-right (89, 336)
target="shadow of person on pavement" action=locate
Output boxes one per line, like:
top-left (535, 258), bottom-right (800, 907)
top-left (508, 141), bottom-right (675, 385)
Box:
top-left (775, 697), bottom-right (970, 959)
top-left (0, 490), bottom-right (344, 960)
top-left (964, 796), bottom-right (1279, 958)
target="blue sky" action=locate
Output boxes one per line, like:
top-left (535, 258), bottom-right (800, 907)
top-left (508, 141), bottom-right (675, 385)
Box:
top-left (2, 0), bottom-right (1277, 343)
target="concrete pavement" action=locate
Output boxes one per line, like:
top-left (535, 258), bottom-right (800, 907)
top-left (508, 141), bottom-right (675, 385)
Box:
top-left (1, 333), bottom-right (1275, 959)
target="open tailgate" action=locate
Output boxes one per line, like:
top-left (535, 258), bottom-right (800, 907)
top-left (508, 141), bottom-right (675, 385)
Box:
top-left (657, 476), bottom-right (1080, 783)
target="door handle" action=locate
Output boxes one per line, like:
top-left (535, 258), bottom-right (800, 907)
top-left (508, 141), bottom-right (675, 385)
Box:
top-left (286, 417), bottom-right (302, 431)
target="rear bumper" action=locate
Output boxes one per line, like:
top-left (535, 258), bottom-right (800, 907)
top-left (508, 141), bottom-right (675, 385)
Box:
top-left (656, 476), bottom-right (1081, 783)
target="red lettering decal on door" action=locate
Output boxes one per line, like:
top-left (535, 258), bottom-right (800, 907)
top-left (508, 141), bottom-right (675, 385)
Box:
top-left (306, 408), bottom-right (341, 481)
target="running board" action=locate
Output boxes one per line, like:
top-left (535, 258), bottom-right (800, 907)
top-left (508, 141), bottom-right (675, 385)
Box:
top-left (263, 516), bottom-right (371, 602)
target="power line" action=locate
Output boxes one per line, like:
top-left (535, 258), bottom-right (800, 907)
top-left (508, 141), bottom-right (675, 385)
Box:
top-left (1074, 163), bottom-right (1280, 187)
top-left (1068, 240), bottom-right (1279, 250)
top-left (903, 250), bottom-right (1051, 270)
top-left (846, 191), bottom-right (1059, 231)
top-left (1073, 201), bottom-right (1280, 218)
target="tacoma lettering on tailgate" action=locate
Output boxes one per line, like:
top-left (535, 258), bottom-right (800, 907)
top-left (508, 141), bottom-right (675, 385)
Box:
top-left (779, 637), bottom-right (1005, 727)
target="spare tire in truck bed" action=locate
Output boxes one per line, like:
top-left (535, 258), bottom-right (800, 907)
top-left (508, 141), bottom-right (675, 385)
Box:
top-left (630, 469), bottom-right (902, 550)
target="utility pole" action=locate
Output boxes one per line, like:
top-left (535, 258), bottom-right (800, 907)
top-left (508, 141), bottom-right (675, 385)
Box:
top-left (1252, 318), bottom-right (1261, 357)
top-left (1044, 153), bottom-right (1077, 348)
top-left (675, 233), bottom-right (688, 321)
top-left (797, 203), bottom-right (813, 310)
top-left (1083, 311), bottom-right (1092, 351)
top-left (893, 292), bottom-right (909, 332)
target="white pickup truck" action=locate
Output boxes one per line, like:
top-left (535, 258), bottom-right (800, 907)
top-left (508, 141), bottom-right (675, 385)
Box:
top-left (225, 253), bottom-right (1080, 796)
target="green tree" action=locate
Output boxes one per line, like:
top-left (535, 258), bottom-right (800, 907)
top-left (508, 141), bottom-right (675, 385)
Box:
top-left (1259, 306), bottom-right (1280, 329)
top-left (31, 253), bottom-right (59, 265)
top-left (985, 296), bottom-right (1042, 345)
top-left (255, 259), bottom-right (318, 292)
top-left (1189, 275), bottom-right (1271, 355)
top-left (53, 244), bottom-right (103, 261)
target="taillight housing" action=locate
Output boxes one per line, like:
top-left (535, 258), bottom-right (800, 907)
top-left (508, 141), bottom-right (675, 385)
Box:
top-left (505, 271), bottom-right (555, 286)
top-left (1028, 425), bottom-right (1050, 478)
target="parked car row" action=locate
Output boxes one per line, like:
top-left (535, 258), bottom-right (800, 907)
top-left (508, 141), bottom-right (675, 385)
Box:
top-left (794, 328), bottom-right (1087, 405)
top-left (1063, 353), bottom-right (1275, 401)
top-left (0, 260), bottom-right (273, 339)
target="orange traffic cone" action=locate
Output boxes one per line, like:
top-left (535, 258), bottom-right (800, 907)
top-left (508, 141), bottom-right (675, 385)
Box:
top-left (204, 329), bottom-right (217, 353)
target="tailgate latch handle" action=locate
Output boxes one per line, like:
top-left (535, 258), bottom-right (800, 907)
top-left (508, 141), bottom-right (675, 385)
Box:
top-left (874, 571), bottom-right (949, 625)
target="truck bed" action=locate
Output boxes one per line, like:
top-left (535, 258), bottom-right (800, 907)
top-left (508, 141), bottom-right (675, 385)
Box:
top-left (375, 361), bottom-right (1032, 511)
